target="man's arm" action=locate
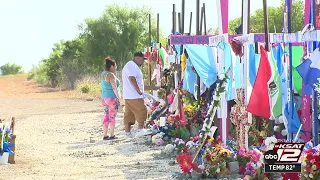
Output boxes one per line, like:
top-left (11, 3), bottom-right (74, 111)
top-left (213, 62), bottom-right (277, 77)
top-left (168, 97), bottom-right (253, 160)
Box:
top-left (128, 76), bottom-right (142, 95)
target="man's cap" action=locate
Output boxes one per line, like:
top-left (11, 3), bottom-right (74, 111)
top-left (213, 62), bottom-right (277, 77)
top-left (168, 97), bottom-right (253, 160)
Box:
top-left (134, 52), bottom-right (147, 59)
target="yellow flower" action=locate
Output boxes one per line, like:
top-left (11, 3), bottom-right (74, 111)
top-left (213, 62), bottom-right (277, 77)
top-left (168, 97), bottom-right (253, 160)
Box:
top-left (184, 105), bottom-right (193, 110)
top-left (181, 53), bottom-right (187, 79)
top-left (208, 138), bottom-right (214, 143)
top-left (221, 149), bottom-right (231, 156)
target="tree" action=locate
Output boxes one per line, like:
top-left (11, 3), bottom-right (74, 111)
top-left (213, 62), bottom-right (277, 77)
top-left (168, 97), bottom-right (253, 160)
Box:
top-left (43, 40), bottom-right (64, 87)
top-left (0, 63), bottom-right (23, 75)
top-left (228, 0), bottom-right (303, 34)
top-left (59, 37), bottom-right (86, 89)
top-left (80, 4), bottom-right (160, 71)
top-left (29, 4), bottom-right (166, 88)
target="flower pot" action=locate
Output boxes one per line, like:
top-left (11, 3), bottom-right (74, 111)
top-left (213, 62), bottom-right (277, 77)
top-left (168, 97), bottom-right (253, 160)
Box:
top-left (0, 152), bottom-right (9, 165)
top-left (191, 171), bottom-right (202, 179)
top-left (228, 161), bottom-right (239, 174)
top-left (190, 126), bottom-right (200, 137)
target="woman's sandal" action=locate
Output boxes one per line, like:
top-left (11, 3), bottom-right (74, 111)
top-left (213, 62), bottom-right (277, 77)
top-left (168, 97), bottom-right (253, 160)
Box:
top-left (108, 135), bottom-right (117, 140)
top-left (103, 136), bottom-right (109, 140)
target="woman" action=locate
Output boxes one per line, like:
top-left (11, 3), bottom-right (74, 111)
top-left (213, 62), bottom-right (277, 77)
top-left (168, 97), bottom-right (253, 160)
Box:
top-left (101, 57), bottom-right (120, 140)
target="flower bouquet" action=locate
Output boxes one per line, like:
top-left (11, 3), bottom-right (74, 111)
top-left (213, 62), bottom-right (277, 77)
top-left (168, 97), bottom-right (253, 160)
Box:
top-left (300, 146), bottom-right (320, 179)
top-left (203, 144), bottom-right (234, 178)
top-left (237, 148), bottom-right (267, 179)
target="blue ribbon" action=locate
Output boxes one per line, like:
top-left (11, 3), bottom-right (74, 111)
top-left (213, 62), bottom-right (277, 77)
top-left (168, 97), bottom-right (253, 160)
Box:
top-left (0, 142), bottom-right (14, 156)
top-left (198, 148), bottom-right (204, 164)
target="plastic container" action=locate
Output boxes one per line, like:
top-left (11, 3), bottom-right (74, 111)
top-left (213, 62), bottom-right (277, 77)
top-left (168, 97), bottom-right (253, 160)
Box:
top-left (0, 152), bottom-right (9, 165)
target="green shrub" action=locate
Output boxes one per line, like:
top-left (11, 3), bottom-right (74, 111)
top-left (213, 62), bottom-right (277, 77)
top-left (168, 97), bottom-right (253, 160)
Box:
top-left (76, 75), bottom-right (101, 95)
top-left (28, 63), bottom-right (48, 84)
top-left (0, 63), bottom-right (23, 75)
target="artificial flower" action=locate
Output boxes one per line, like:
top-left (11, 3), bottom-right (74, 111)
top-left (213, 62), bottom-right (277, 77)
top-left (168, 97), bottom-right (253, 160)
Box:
top-left (281, 129), bottom-right (288, 136)
top-left (155, 138), bottom-right (164, 146)
top-left (176, 153), bottom-right (199, 173)
top-left (164, 144), bottom-right (175, 154)
top-left (207, 138), bottom-right (214, 143)
top-left (273, 125), bottom-right (280, 132)
top-left (278, 115), bottom-right (284, 123)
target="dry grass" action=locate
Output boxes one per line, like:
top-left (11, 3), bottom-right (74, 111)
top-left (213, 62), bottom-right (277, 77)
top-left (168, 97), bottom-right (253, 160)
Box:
top-left (0, 74), bottom-right (90, 99)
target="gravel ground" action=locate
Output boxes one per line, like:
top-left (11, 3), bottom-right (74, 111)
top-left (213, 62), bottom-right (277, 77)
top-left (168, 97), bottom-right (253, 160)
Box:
top-left (0, 76), bottom-right (178, 180)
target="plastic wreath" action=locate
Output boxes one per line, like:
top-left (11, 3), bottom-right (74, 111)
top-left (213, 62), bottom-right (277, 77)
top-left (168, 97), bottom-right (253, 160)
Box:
top-left (192, 72), bottom-right (229, 163)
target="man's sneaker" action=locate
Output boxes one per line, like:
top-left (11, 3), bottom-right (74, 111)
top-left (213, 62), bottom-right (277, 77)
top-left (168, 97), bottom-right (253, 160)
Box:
top-left (135, 128), bottom-right (152, 138)
top-left (124, 132), bottom-right (133, 139)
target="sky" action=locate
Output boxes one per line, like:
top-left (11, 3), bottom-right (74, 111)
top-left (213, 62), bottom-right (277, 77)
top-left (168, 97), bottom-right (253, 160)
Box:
top-left (0, 0), bottom-right (280, 71)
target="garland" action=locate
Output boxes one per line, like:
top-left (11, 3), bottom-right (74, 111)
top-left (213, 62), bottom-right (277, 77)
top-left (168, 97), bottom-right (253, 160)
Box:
top-left (192, 72), bottom-right (229, 163)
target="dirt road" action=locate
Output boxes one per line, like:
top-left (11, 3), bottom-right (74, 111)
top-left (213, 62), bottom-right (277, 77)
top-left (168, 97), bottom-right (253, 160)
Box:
top-left (0, 75), bottom-right (177, 180)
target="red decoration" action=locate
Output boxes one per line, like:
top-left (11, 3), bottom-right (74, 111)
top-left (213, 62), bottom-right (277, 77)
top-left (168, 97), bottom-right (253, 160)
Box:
top-left (281, 173), bottom-right (300, 180)
top-left (230, 39), bottom-right (244, 57)
top-left (176, 153), bottom-right (200, 173)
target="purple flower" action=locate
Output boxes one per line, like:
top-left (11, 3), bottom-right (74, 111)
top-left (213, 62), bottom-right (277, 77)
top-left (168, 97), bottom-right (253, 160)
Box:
top-left (5, 127), bottom-right (11, 134)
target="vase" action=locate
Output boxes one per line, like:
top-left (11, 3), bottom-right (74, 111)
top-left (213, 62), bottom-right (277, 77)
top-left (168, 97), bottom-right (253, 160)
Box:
top-left (190, 126), bottom-right (200, 137)
top-left (0, 152), bottom-right (9, 165)
top-left (228, 161), bottom-right (239, 175)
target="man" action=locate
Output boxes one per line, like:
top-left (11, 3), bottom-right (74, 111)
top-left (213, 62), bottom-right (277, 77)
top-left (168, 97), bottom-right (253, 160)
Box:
top-left (122, 52), bottom-right (151, 138)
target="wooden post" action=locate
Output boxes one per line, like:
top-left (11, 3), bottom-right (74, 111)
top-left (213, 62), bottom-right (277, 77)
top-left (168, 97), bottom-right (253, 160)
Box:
top-left (200, 7), bottom-right (204, 34)
top-left (196, 0), bottom-right (201, 107)
top-left (262, 0), bottom-right (269, 51)
top-left (148, 14), bottom-right (152, 86)
top-left (8, 117), bottom-right (15, 164)
top-left (203, 3), bottom-right (207, 35)
top-left (189, 12), bottom-right (193, 35)
top-left (157, 13), bottom-right (160, 43)
top-left (178, 0), bottom-right (185, 80)
top-left (178, 13), bottom-right (182, 33)
top-left (172, 4), bottom-right (176, 33)
top-left (181, 0), bottom-right (185, 33)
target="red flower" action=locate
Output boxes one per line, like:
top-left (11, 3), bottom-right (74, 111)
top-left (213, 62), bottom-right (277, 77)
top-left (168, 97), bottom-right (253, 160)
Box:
top-left (213, 137), bottom-right (222, 145)
top-left (258, 136), bottom-right (264, 144)
top-left (316, 161), bottom-right (320, 169)
top-left (317, 16), bottom-right (320, 28)
top-left (192, 136), bottom-right (199, 143)
top-left (181, 146), bottom-right (188, 153)
top-left (306, 154), bottom-right (314, 161)
top-left (281, 173), bottom-right (300, 180)
top-left (239, 166), bottom-right (246, 174)
top-left (176, 153), bottom-right (199, 173)
top-left (306, 166), bottom-right (312, 173)
top-left (206, 154), bottom-right (212, 161)
top-left (305, 148), bottom-right (317, 154)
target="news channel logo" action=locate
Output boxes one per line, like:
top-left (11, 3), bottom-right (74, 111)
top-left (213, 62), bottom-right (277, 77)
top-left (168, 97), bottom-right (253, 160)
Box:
top-left (264, 142), bottom-right (304, 173)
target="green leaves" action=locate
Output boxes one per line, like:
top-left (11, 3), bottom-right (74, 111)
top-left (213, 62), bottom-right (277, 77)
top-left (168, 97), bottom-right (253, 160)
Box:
top-left (82, 4), bottom-right (160, 69)
top-left (0, 63), bottom-right (23, 75)
top-left (31, 4), bottom-right (167, 88)
top-left (228, 0), bottom-right (304, 34)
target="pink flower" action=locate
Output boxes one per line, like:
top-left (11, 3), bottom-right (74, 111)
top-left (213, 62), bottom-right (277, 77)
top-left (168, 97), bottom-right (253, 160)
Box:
top-left (155, 139), bottom-right (164, 146)
top-left (239, 148), bottom-right (246, 157)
